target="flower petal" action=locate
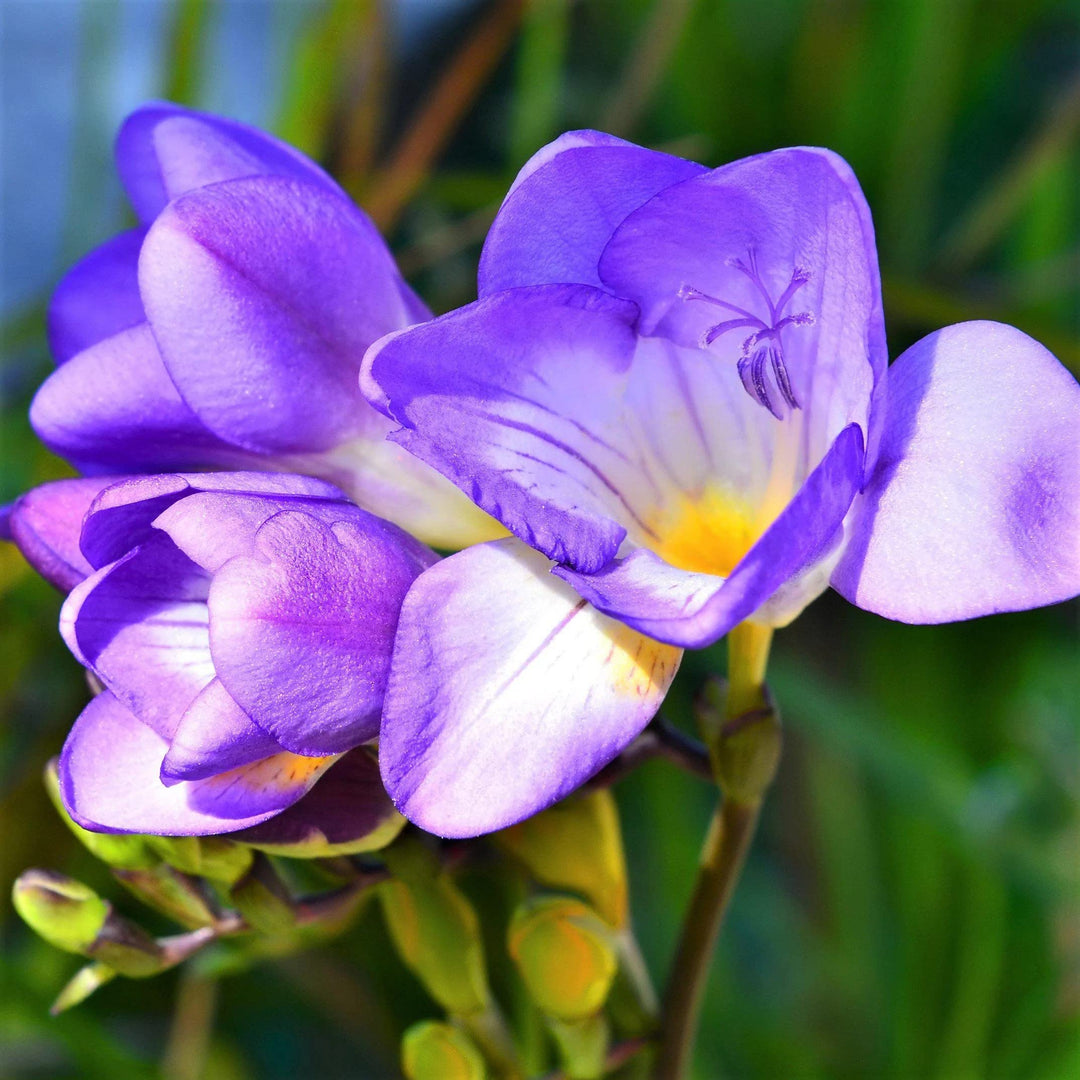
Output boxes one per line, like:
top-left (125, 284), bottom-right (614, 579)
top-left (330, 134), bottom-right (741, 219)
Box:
top-left (556, 423), bottom-right (865, 645)
top-left (115, 101), bottom-right (344, 223)
top-left (59, 692), bottom-right (332, 836)
top-left (160, 677), bottom-right (283, 783)
top-left (832, 322), bottom-right (1080, 621)
top-left (598, 147), bottom-right (886, 464)
top-left (47, 229), bottom-right (146, 363)
top-left (5, 478), bottom-right (116, 591)
top-left (139, 175), bottom-right (422, 454)
top-left (478, 130), bottom-right (705, 295)
top-left (60, 536), bottom-right (214, 739)
top-left (379, 538), bottom-right (682, 837)
top-left (362, 285), bottom-right (645, 573)
top-left (79, 471), bottom-right (346, 569)
top-left (30, 324), bottom-right (250, 475)
top-left (209, 509), bottom-right (435, 756)
top-left (232, 749), bottom-right (405, 856)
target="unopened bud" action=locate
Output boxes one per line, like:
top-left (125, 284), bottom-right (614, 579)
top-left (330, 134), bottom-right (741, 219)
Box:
top-left (44, 759), bottom-right (156, 870)
top-left (507, 897), bottom-right (617, 1022)
top-left (402, 1020), bottom-right (487, 1080)
top-left (13, 870), bottom-right (109, 954)
top-left (379, 874), bottom-right (489, 1016)
top-left (229, 856), bottom-right (295, 935)
top-left (145, 835), bottom-right (253, 885)
top-left (50, 961), bottom-right (117, 1015)
top-left (495, 790), bottom-right (627, 927)
top-left (112, 865), bottom-right (218, 929)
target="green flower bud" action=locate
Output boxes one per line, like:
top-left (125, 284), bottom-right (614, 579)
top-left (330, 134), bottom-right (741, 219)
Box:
top-left (145, 835), bottom-right (253, 885)
top-left (87, 918), bottom-right (165, 977)
top-left (50, 961), bottom-right (117, 1015)
top-left (379, 875), bottom-right (489, 1016)
top-left (44, 760), bottom-right (156, 870)
top-left (494, 790), bottom-right (628, 927)
top-left (13, 870), bottom-right (110, 954)
top-left (402, 1020), bottom-right (488, 1080)
top-left (112, 865), bottom-right (218, 929)
top-left (507, 897), bottom-right (618, 1022)
top-left (228, 856), bottom-right (296, 936)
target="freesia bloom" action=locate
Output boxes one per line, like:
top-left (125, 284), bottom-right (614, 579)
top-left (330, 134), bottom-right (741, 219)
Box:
top-left (362, 131), bottom-right (1080, 836)
top-left (6, 472), bottom-right (432, 838)
top-left (31, 102), bottom-right (498, 549)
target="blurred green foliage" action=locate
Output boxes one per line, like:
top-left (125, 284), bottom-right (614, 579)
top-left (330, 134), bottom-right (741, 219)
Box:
top-left (1, 0), bottom-right (1077, 1077)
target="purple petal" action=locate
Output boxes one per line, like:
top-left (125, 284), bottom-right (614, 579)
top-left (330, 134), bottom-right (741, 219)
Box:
top-left (160, 677), bottom-right (283, 783)
top-left (832, 322), bottom-right (1080, 621)
top-left (379, 538), bottom-right (682, 837)
top-left (5, 478), bottom-right (116, 591)
top-left (115, 101), bottom-right (344, 223)
top-left (209, 508), bottom-right (436, 756)
top-left (79, 471), bottom-right (346, 569)
top-left (556, 423), bottom-right (865, 646)
top-left (59, 691), bottom-right (332, 836)
top-left (478, 130), bottom-right (705, 295)
top-left (232, 748), bottom-right (404, 855)
top-left (30, 324), bottom-right (250, 475)
top-left (60, 535), bottom-right (215, 739)
top-left (139, 175), bottom-right (420, 454)
top-left (362, 285), bottom-right (644, 573)
top-left (598, 147), bottom-right (886, 465)
top-left (47, 229), bottom-right (146, 363)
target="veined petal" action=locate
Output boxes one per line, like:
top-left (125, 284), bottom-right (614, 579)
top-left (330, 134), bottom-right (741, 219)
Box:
top-left (47, 229), bottom-right (146, 363)
top-left (379, 538), bottom-right (681, 837)
top-left (30, 324), bottom-right (250, 475)
top-left (60, 536), bottom-right (214, 739)
top-left (79, 471), bottom-right (346, 569)
top-left (479, 130), bottom-right (705, 294)
top-left (140, 175), bottom-right (421, 454)
top-left (209, 509), bottom-right (436, 756)
top-left (556, 423), bottom-right (865, 646)
top-left (5, 478), bottom-right (116, 591)
top-left (115, 101), bottom-right (344, 223)
top-left (599, 147), bottom-right (886, 467)
top-left (160, 677), bottom-right (283, 783)
top-left (833, 322), bottom-right (1080, 621)
top-left (362, 285), bottom-right (646, 573)
top-left (233, 749), bottom-right (405, 856)
top-left (59, 692), bottom-right (333, 836)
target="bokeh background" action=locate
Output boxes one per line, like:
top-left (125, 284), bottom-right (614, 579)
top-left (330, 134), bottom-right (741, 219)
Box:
top-left (1, 1), bottom-right (1077, 1077)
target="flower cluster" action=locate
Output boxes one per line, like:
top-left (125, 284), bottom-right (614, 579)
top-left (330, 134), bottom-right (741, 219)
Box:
top-left (6, 104), bottom-right (1079, 848)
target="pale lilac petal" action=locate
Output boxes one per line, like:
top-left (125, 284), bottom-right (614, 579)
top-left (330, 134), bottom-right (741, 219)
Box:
top-left (209, 509), bottom-right (435, 756)
top-left (47, 229), bottom-right (146, 363)
top-left (30, 324), bottom-right (250, 475)
top-left (5, 478), bottom-right (116, 591)
top-left (833, 322), bottom-right (1080, 621)
top-left (233, 749), bottom-right (404, 855)
top-left (362, 285), bottom-right (645, 573)
top-left (139, 175), bottom-right (419, 453)
top-left (479, 131), bottom-right (705, 294)
top-left (115, 101), bottom-right (343, 222)
top-left (160, 677), bottom-right (283, 783)
top-left (59, 692), bottom-right (332, 836)
top-left (59, 536), bottom-right (214, 739)
top-left (79, 471), bottom-right (346, 569)
top-left (379, 538), bottom-right (682, 837)
top-left (599, 147), bottom-right (886, 466)
top-left (556, 423), bottom-right (865, 645)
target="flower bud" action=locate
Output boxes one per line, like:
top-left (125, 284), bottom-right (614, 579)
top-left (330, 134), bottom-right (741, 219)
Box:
top-left (50, 961), bottom-right (117, 1015)
top-left (112, 865), bottom-right (218, 929)
top-left (145, 835), bottom-right (253, 885)
top-left (44, 759), bottom-right (157, 870)
top-left (228, 856), bottom-right (295, 935)
top-left (379, 874), bottom-right (489, 1016)
top-left (402, 1020), bottom-right (487, 1080)
top-left (13, 870), bottom-right (109, 954)
top-left (507, 897), bottom-right (617, 1022)
top-left (494, 790), bottom-right (627, 927)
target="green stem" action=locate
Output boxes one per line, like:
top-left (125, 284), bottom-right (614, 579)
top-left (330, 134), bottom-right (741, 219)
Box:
top-left (161, 969), bottom-right (218, 1080)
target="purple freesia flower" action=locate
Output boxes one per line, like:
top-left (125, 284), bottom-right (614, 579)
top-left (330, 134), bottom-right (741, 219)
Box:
top-left (362, 131), bottom-right (1080, 837)
top-left (31, 102), bottom-right (499, 550)
top-left (7, 472), bottom-right (433, 838)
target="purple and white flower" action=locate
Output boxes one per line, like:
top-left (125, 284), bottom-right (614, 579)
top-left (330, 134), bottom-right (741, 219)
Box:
top-left (6, 472), bottom-right (433, 838)
top-left (362, 131), bottom-right (1080, 837)
top-left (31, 102), bottom-right (499, 549)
